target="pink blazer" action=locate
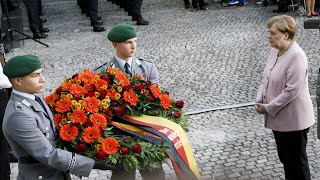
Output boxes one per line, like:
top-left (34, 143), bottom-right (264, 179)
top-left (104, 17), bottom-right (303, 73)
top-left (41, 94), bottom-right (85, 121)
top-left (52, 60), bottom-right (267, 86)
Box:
top-left (256, 42), bottom-right (315, 132)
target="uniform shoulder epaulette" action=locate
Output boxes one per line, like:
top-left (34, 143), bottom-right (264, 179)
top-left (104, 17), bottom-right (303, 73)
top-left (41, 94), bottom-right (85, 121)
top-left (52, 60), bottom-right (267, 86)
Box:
top-left (138, 57), bottom-right (153, 63)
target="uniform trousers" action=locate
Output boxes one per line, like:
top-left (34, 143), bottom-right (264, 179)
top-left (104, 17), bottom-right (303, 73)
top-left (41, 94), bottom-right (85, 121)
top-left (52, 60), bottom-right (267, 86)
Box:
top-left (0, 89), bottom-right (10, 180)
top-left (23, 0), bottom-right (42, 33)
top-left (111, 166), bottom-right (165, 180)
top-left (192, 0), bottom-right (205, 8)
top-left (131, 0), bottom-right (142, 17)
top-left (78, 0), bottom-right (99, 24)
top-left (273, 128), bottom-right (311, 180)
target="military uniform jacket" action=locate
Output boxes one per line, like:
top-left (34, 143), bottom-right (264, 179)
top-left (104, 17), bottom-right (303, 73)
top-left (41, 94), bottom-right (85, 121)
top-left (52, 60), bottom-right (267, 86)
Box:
top-left (94, 56), bottom-right (159, 84)
top-left (2, 91), bottom-right (95, 180)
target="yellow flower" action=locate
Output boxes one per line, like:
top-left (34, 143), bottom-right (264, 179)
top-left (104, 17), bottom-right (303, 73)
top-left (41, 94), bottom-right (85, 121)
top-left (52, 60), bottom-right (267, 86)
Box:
top-left (60, 94), bottom-right (67, 99)
top-left (75, 79), bottom-right (81, 84)
top-left (115, 93), bottom-right (121, 100)
top-left (102, 103), bottom-right (110, 109)
top-left (50, 102), bottom-right (55, 108)
top-left (117, 86), bottom-right (122, 92)
top-left (75, 103), bottom-right (82, 110)
top-left (72, 100), bottom-right (77, 105)
top-left (61, 118), bottom-right (67, 124)
top-left (94, 144), bottom-right (102, 153)
top-left (95, 92), bottom-right (100, 98)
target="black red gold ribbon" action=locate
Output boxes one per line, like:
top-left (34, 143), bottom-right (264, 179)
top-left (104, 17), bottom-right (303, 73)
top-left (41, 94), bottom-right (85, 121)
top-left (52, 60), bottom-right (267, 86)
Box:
top-left (111, 115), bottom-right (201, 180)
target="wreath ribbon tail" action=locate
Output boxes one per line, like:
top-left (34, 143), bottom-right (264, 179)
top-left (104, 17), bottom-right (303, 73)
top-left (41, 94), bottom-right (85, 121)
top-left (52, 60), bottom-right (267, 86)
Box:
top-left (111, 115), bottom-right (201, 180)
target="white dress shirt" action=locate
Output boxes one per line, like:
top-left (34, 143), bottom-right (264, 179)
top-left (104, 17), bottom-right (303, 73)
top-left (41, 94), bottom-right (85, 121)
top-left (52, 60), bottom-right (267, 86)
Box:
top-left (115, 55), bottom-right (133, 72)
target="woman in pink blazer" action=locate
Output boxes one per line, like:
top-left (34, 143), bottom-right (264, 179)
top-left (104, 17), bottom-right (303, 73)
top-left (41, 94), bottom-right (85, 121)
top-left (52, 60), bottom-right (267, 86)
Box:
top-left (256, 15), bottom-right (315, 180)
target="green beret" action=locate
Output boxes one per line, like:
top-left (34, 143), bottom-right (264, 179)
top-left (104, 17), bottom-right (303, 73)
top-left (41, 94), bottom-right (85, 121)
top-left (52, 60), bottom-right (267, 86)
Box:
top-left (107, 24), bottom-right (136, 42)
top-left (3, 55), bottom-right (41, 78)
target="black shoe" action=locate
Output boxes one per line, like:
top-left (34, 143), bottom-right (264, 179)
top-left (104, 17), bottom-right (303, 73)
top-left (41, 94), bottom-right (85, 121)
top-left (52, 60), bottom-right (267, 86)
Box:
top-left (41, 18), bottom-right (47, 23)
top-left (91, 21), bottom-right (103, 26)
top-left (132, 15), bottom-right (137, 21)
top-left (199, 6), bottom-right (208, 10)
top-left (9, 153), bottom-right (18, 163)
top-left (203, 2), bottom-right (209, 6)
top-left (185, 4), bottom-right (191, 9)
top-left (40, 12), bottom-right (45, 16)
top-left (33, 31), bottom-right (48, 39)
top-left (136, 17), bottom-right (149, 25)
top-left (97, 16), bottom-right (102, 20)
top-left (93, 25), bottom-right (106, 32)
top-left (191, 7), bottom-right (198, 12)
top-left (128, 11), bottom-right (133, 16)
top-left (40, 27), bottom-right (50, 33)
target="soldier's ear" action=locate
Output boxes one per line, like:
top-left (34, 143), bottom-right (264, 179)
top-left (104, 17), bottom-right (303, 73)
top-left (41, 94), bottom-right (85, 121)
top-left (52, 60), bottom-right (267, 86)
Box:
top-left (112, 42), bottom-right (118, 49)
top-left (14, 77), bottom-right (22, 86)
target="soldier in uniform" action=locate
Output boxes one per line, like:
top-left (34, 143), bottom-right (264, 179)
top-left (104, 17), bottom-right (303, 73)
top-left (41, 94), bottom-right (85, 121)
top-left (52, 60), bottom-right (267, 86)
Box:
top-left (94, 23), bottom-right (159, 84)
top-left (23, 0), bottom-right (49, 38)
top-left (77, 0), bottom-right (105, 32)
top-left (2, 55), bottom-right (116, 180)
top-left (94, 24), bottom-right (164, 180)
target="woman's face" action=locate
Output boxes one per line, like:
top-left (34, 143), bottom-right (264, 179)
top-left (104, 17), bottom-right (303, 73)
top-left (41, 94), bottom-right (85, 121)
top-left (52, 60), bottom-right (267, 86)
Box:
top-left (268, 24), bottom-right (288, 49)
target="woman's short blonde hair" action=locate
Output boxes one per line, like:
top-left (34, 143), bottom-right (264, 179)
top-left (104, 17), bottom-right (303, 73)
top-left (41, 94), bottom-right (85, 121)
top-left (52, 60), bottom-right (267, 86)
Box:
top-left (267, 15), bottom-right (297, 40)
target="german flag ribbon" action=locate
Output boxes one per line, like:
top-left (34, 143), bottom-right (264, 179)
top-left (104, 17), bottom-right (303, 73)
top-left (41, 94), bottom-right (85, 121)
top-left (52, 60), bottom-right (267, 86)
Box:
top-left (111, 115), bottom-right (201, 180)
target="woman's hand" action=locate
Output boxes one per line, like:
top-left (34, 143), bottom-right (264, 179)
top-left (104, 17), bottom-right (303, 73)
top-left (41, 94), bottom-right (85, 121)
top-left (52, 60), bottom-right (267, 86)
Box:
top-left (255, 102), bottom-right (267, 114)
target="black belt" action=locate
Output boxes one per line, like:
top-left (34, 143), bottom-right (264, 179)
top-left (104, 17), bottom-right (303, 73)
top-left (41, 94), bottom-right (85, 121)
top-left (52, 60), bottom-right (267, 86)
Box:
top-left (0, 88), bottom-right (7, 93)
top-left (19, 156), bottom-right (39, 164)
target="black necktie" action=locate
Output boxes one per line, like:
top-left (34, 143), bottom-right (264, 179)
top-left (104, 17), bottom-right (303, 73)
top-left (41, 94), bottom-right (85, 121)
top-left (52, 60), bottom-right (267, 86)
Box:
top-left (35, 95), bottom-right (48, 114)
top-left (124, 62), bottom-right (132, 76)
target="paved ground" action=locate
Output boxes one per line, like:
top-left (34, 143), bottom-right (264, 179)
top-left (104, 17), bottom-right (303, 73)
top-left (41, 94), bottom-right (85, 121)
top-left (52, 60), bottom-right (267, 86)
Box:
top-left (7, 0), bottom-right (320, 179)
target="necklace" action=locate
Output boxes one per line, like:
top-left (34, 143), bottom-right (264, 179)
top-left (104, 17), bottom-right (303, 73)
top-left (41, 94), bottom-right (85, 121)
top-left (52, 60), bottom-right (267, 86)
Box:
top-left (277, 41), bottom-right (293, 57)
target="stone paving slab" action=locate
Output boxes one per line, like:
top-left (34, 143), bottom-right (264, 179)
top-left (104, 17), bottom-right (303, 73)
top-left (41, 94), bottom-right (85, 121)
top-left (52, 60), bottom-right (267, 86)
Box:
top-left (7, 0), bottom-right (320, 179)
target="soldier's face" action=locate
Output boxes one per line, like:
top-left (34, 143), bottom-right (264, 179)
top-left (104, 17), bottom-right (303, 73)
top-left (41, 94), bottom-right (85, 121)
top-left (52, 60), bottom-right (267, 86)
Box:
top-left (113, 37), bottom-right (137, 60)
top-left (14, 69), bottom-right (45, 94)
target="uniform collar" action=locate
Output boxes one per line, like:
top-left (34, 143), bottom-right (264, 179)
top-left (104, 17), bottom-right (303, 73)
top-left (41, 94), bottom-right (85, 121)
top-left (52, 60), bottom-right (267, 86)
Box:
top-left (12, 89), bottom-right (36, 100)
top-left (114, 55), bottom-right (133, 69)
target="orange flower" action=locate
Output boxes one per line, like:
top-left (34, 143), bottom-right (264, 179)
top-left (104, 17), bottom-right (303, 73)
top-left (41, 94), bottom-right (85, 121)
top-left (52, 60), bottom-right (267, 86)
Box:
top-left (150, 85), bottom-right (161, 98)
top-left (59, 124), bottom-right (78, 142)
top-left (82, 127), bottom-right (101, 143)
top-left (95, 79), bottom-right (108, 91)
top-left (55, 98), bottom-right (72, 113)
top-left (102, 137), bottom-right (119, 155)
top-left (136, 74), bottom-right (143, 80)
top-left (45, 94), bottom-right (59, 106)
top-left (60, 80), bottom-right (74, 91)
top-left (107, 67), bottom-right (117, 75)
top-left (114, 70), bottom-right (130, 86)
top-left (160, 94), bottom-right (172, 110)
top-left (123, 90), bottom-right (138, 106)
top-left (77, 69), bottom-right (97, 86)
top-left (83, 96), bottom-right (100, 113)
top-left (69, 109), bottom-right (87, 124)
top-left (70, 84), bottom-right (87, 97)
top-left (54, 114), bottom-right (65, 129)
top-left (89, 113), bottom-right (107, 129)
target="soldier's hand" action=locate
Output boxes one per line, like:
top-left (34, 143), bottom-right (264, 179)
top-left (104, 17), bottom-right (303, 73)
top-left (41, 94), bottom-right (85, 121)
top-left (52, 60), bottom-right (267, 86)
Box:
top-left (93, 160), bottom-right (117, 170)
